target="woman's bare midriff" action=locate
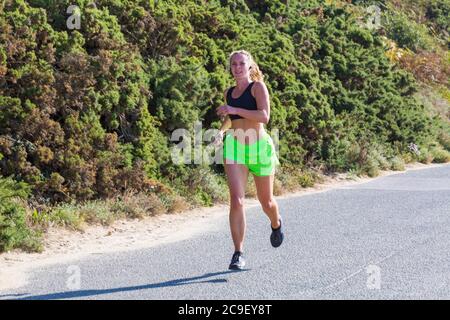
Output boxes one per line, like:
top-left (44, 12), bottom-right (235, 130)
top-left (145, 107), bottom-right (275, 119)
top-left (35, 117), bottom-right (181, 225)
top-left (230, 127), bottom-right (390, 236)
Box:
top-left (230, 118), bottom-right (266, 145)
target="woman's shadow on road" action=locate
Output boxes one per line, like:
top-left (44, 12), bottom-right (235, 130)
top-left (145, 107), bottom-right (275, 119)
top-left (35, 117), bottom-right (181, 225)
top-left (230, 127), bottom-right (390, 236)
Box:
top-left (15, 269), bottom-right (250, 300)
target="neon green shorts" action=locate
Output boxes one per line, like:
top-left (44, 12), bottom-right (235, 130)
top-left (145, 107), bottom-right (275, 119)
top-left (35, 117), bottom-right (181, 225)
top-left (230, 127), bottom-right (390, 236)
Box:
top-left (223, 132), bottom-right (280, 176)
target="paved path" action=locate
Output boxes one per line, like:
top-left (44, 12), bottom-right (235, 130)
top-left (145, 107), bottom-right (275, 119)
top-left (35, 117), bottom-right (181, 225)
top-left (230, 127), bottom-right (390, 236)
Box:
top-left (2, 164), bottom-right (449, 300)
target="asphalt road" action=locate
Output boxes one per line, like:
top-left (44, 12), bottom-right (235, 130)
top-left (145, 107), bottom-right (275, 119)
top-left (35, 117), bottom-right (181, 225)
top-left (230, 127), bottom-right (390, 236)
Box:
top-left (1, 164), bottom-right (449, 300)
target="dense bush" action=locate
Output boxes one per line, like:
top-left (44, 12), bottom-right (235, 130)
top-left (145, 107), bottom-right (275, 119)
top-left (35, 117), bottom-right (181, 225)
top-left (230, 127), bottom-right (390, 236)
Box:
top-left (0, 0), bottom-right (447, 207)
top-left (0, 0), bottom-right (167, 202)
top-left (426, 0), bottom-right (450, 43)
top-left (383, 10), bottom-right (435, 52)
top-left (382, 0), bottom-right (449, 48)
top-left (0, 176), bottom-right (42, 252)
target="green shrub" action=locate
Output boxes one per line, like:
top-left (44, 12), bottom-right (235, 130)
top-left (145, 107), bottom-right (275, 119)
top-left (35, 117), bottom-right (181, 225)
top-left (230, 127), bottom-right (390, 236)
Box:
top-left (77, 201), bottom-right (120, 226)
top-left (274, 165), bottom-right (319, 192)
top-left (438, 131), bottom-right (450, 152)
top-left (0, 177), bottom-right (43, 252)
top-left (50, 204), bottom-right (85, 231)
top-left (390, 156), bottom-right (406, 170)
top-left (424, 0), bottom-right (450, 45)
top-left (159, 193), bottom-right (190, 214)
top-left (401, 152), bottom-right (416, 164)
top-left (384, 10), bottom-right (435, 51)
top-left (324, 138), bottom-right (358, 172)
top-left (194, 189), bottom-right (214, 207)
top-left (346, 168), bottom-right (361, 180)
top-left (0, 0), bottom-right (445, 209)
top-left (166, 166), bottom-right (228, 205)
top-left (362, 157), bottom-right (380, 177)
top-left (113, 192), bottom-right (167, 218)
top-left (430, 146), bottom-right (450, 163)
top-left (368, 142), bottom-right (392, 170)
top-left (418, 148), bottom-right (434, 164)
top-left (298, 171), bottom-right (316, 188)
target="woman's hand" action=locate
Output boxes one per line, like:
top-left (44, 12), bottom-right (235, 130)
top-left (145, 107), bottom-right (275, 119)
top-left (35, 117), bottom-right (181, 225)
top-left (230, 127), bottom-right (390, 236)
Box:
top-left (212, 130), bottom-right (224, 147)
top-left (216, 104), bottom-right (237, 117)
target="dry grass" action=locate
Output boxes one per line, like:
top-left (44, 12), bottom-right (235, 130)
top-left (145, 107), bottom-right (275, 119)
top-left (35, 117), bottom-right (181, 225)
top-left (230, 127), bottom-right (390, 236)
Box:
top-left (400, 50), bottom-right (450, 85)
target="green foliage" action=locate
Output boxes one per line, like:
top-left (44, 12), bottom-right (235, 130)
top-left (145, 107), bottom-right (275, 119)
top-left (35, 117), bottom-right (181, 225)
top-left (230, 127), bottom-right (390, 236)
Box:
top-left (163, 166), bottom-right (228, 206)
top-left (425, 0), bottom-right (450, 38)
top-left (390, 155), bottom-right (405, 170)
top-left (297, 171), bottom-right (316, 188)
top-left (50, 204), bottom-right (85, 231)
top-left (438, 130), bottom-right (450, 151)
top-left (383, 10), bottom-right (435, 51)
top-left (0, 177), bottom-right (42, 252)
top-left (382, 0), bottom-right (449, 48)
top-left (147, 56), bottom-right (212, 133)
top-left (0, 0), bottom-right (166, 200)
top-left (430, 146), bottom-right (450, 163)
top-left (418, 148), bottom-right (434, 164)
top-left (110, 192), bottom-right (169, 218)
top-left (0, 0), bottom-right (446, 209)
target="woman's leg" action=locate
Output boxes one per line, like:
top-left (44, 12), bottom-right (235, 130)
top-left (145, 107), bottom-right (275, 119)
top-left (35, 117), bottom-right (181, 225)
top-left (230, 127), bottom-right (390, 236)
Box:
top-left (224, 162), bottom-right (249, 252)
top-left (253, 174), bottom-right (281, 229)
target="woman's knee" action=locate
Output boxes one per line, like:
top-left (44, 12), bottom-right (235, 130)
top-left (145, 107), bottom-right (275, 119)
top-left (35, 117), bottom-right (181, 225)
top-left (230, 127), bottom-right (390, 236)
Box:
top-left (260, 197), bottom-right (276, 211)
top-left (230, 194), bottom-right (245, 209)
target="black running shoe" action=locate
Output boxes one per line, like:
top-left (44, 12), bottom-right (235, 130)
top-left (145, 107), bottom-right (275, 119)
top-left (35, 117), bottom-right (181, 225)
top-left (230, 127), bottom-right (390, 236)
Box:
top-left (270, 218), bottom-right (284, 248)
top-left (228, 251), bottom-right (245, 270)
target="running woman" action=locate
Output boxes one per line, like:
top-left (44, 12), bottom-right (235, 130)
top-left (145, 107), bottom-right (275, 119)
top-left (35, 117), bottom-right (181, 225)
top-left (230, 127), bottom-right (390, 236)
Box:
top-left (215, 50), bottom-right (284, 270)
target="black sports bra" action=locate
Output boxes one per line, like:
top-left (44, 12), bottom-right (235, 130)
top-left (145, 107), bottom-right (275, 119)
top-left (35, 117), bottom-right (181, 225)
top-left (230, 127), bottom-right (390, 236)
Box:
top-left (226, 82), bottom-right (257, 120)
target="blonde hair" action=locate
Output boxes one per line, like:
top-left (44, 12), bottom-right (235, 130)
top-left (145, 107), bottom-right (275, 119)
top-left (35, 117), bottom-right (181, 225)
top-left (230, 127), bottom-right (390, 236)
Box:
top-left (228, 50), bottom-right (264, 82)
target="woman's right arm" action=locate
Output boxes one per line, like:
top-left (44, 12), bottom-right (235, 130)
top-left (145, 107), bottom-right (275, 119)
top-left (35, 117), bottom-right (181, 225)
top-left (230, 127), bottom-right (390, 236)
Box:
top-left (212, 89), bottom-right (232, 146)
top-left (219, 116), bottom-right (232, 133)
top-left (219, 88), bottom-right (232, 133)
